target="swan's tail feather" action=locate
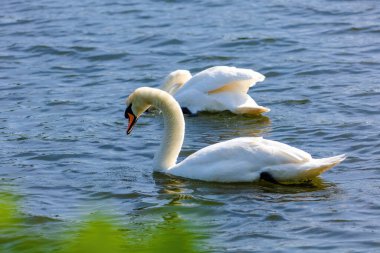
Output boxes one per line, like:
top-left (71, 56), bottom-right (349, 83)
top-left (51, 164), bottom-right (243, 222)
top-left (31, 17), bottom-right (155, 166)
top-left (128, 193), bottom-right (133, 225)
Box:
top-left (235, 106), bottom-right (270, 115)
top-left (268, 154), bottom-right (346, 183)
top-left (304, 154), bottom-right (346, 178)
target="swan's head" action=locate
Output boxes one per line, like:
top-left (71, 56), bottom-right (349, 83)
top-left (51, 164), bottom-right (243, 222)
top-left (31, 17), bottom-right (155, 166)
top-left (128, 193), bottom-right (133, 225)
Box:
top-left (125, 87), bottom-right (179, 135)
top-left (160, 70), bottom-right (192, 94)
top-left (124, 87), bottom-right (153, 135)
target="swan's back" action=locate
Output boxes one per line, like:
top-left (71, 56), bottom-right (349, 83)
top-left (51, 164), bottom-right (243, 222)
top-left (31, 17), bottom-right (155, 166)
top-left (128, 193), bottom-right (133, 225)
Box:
top-left (176, 66), bottom-right (265, 96)
top-left (168, 137), bottom-right (319, 182)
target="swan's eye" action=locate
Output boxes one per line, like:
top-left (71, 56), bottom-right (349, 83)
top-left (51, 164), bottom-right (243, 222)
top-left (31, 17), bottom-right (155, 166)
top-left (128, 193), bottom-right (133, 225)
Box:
top-left (125, 104), bottom-right (137, 135)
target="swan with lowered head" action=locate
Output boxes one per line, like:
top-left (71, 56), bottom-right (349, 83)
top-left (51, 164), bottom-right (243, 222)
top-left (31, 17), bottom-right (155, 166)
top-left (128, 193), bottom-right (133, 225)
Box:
top-left (125, 87), bottom-right (345, 183)
top-left (160, 66), bottom-right (269, 115)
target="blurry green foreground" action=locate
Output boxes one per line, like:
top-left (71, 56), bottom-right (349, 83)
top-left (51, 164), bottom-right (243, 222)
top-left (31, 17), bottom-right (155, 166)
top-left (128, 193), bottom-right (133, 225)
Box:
top-left (0, 192), bottom-right (209, 253)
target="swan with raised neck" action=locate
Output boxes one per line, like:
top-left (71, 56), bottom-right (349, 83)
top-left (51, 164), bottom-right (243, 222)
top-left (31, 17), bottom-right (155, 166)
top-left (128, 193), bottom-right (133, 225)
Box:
top-left (125, 87), bottom-right (346, 183)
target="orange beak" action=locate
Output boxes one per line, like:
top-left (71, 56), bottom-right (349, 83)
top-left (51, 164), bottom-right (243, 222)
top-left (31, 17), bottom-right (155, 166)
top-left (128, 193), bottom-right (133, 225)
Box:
top-left (125, 104), bottom-right (137, 135)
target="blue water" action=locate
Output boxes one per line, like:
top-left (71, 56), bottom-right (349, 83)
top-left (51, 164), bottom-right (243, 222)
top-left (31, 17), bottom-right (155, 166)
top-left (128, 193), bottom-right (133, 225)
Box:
top-left (1, 0), bottom-right (380, 252)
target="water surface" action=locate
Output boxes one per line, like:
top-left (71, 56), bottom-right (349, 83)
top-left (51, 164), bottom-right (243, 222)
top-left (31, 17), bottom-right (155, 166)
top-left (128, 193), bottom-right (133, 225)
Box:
top-left (1, 0), bottom-right (380, 252)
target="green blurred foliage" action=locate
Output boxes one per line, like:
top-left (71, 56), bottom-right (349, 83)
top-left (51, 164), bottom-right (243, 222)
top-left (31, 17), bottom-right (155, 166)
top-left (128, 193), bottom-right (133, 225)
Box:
top-left (0, 192), bottom-right (208, 253)
top-left (0, 192), bottom-right (16, 226)
top-left (60, 216), bottom-right (126, 253)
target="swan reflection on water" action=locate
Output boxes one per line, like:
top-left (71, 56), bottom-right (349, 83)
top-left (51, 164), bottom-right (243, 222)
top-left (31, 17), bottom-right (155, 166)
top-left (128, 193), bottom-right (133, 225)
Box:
top-left (152, 172), bottom-right (339, 208)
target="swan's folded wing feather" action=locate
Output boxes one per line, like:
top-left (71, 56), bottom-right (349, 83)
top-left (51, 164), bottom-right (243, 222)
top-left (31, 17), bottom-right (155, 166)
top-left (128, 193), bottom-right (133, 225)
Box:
top-left (256, 138), bottom-right (312, 164)
top-left (169, 138), bottom-right (262, 182)
top-left (174, 88), bottom-right (269, 114)
top-left (177, 66), bottom-right (265, 96)
top-left (168, 137), bottom-right (312, 182)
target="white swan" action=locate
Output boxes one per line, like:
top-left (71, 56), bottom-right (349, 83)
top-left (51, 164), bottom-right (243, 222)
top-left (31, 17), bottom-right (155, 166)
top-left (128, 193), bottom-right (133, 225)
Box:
top-left (160, 66), bottom-right (269, 115)
top-left (125, 87), bottom-right (346, 183)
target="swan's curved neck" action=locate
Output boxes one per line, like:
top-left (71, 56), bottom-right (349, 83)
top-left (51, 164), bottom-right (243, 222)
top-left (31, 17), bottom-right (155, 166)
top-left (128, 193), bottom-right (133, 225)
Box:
top-left (147, 90), bottom-right (185, 172)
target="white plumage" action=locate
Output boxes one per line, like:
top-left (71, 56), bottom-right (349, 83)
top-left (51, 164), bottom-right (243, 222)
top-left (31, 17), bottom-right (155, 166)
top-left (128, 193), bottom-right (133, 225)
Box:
top-left (160, 66), bottom-right (269, 115)
top-left (170, 137), bottom-right (345, 182)
top-left (125, 87), bottom-right (345, 183)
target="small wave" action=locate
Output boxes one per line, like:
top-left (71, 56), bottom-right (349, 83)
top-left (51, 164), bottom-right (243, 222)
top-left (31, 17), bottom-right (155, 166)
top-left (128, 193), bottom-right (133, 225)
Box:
top-left (281, 99), bottom-right (311, 105)
top-left (221, 36), bottom-right (298, 48)
top-left (45, 99), bottom-right (78, 106)
top-left (179, 55), bottom-right (236, 64)
top-left (296, 69), bottom-right (339, 76)
top-left (263, 213), bottom-right (287, 221)
top-left (84, 52), bottom-right (128, 62)
top-left (260, 87), bottom-right (295, 93)
top-left (24, 215), bottom-right (62, 224)
top-left (0, 55), bottom-right (17, 60)
top-left (70, 46), bottom-right (97, 52)
top-left (128, 34), bottom-right (160, 44)
top-left (264, 71), bottom-right (284, 77)
top-left (26, 45), bottom-right (75, 56)
top-left (0, 17), bottom-right (34, 27)
top-left (98, 144), bottom-right (126, 152)
top-left (153, 39), bottom-right (184, 47)
top-left (29, 153), bottom-right (90, 161)
top-left (219, 39), bottom-right (260, 48)
top-left (104, 9), bottom-right (142, 15)
top-left (89, 191), bottom-right (145, 200)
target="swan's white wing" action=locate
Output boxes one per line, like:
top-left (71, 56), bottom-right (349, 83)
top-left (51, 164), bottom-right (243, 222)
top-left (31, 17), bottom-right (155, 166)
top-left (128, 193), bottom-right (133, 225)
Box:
top-left (176, 66), bottom-right (265, 97)
top-left (173, 66), bottom-right (267, 114)
top-left (175, 90), bottom-right (269, 114)
top-left (168, 137), bottom-right (313, 182)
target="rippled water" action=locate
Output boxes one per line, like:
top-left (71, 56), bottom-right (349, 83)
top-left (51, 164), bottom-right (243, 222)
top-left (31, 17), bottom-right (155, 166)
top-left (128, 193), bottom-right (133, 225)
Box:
top-left (1, 0), bottom-right (380, 252)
